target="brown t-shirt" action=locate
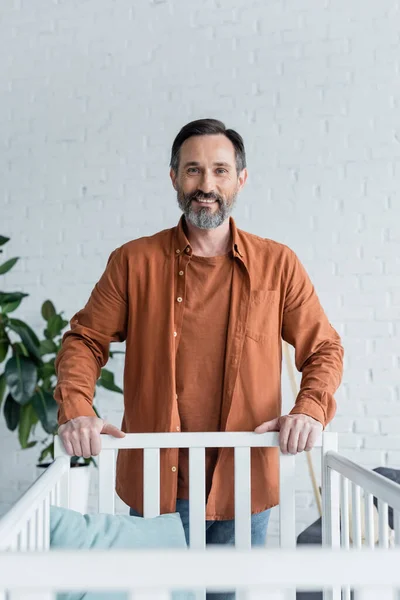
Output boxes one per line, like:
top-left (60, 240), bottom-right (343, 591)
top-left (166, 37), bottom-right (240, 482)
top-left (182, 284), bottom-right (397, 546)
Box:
top-left (176, 250), bottom-right (234, 500)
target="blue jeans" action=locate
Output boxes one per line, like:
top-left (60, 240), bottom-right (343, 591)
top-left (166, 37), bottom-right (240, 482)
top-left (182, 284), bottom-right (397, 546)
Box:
top-left (130, 499), bottom-right (271, 600)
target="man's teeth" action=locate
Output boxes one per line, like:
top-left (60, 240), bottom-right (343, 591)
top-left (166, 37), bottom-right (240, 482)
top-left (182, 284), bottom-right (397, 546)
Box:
top-left (196, 199), bottom-right (215, 203)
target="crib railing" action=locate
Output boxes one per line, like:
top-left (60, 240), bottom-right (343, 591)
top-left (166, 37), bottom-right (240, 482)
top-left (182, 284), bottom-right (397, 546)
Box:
top-left (0, 455), bottom-right (69, 552)
top-left (1, 546), bottom-right (400, 599)
top-left (3, 432), bottom-right (400, 600)
top-left (323, 450), bottom-right (400, 600)
top-left (54, 431), bottom-right (338, 550)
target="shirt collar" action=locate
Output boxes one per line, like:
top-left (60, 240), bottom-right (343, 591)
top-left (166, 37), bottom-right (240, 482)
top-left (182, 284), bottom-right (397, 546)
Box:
top-left (174, 214), bottom-right (244, 259)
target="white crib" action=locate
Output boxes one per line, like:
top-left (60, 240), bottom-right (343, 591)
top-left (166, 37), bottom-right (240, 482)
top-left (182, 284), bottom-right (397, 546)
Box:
top-left (0, 431), bottom-right (400, 600)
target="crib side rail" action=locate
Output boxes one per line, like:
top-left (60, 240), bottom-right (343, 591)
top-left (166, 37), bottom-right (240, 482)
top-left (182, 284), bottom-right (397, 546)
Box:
top-left (1, 547), bottom-right (400, 600)
top-left (323, 450), bottom-right (400, 600)
top-left (55, 431), bottom-right (330, 554)
top-left (0, 456), bottom-right (69, 551)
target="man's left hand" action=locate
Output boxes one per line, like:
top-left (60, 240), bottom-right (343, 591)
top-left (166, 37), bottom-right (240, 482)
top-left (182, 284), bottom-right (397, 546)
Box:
top-left (254, 414), bottom-right (323, 454)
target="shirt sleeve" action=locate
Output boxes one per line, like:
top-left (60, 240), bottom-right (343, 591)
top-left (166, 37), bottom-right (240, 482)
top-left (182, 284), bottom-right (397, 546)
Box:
top-left (54, 246), bottom-right (128, 425)
top-left (281, 248), bottom-right (344, 428)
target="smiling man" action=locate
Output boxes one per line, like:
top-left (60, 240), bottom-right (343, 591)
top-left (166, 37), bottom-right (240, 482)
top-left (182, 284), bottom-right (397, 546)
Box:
top-left (55, 118), bottom-right (344, 559)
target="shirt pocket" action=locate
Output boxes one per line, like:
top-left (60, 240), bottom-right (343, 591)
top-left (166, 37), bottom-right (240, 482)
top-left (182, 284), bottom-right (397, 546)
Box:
top-left (245, 289), bottom-right (278, 343)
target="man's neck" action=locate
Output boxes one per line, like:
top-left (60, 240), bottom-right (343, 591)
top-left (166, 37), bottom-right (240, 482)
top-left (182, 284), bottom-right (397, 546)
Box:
top-left (183, 217), bottom-right (232, 257)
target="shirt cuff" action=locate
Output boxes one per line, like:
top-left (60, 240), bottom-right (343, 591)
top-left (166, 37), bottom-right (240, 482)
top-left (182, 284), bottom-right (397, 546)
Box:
top-left (57, 401), bottom-right (97, 426)
top-left (289, 398), bottom-right (326, 428)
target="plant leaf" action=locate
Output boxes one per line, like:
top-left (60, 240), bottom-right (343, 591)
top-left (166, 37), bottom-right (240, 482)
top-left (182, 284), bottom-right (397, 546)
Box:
top-left (18, 402), bottom-right (36, 448)
top-left (41, 361), bottom-right (56, 379)
top-left (39, 339), bottom-right (58, 356)
top-left (4, 355), bottom-right (38, 405)
top-left (31, 389), bottom-right (58, 434)
top-left (3, 299), bottom-right (22, 313)
top-left (97, 368), bottom-right (123, 394)
top-left (0, 236), bottom-right (10, 247)
top-left (0, 326), bottom-right (9, 363)
top-left (8, 319), bottom-right (42, 362)
top-left (0, 292), bottom-right (28, 314)
top-left (0, 257), bottom-right (19, 275)
top-left (4, 394), bottom-right (21, 430)
top-left (38, 442), bottom-right (53, 464)
top-left (0, 373), bottom-right (6, 409)
top-left (45, 314), bottom-right (66, 340)
top-left (41, 300), bottom-right (56, 322)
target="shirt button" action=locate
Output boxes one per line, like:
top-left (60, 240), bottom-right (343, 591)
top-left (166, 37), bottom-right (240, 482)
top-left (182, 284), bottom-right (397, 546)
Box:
top-left (171, 466), bottom-right (177, 472)
top-left (176, 249), bottom-right (181, 254)
top-left (174, 331), bottom-right (177, 337)
top-left (185, 248), bottom-right (190, 254)
top-left (177, 297), bottom-right (183, 302)
top-left (176, 426), bottom-right (180, 431)
top-left (179, 271), bottom-right (184, 276)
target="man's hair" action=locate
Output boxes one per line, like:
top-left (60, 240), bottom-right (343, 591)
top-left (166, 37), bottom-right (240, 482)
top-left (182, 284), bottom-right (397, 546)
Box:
top-left (169, 118), bottom-right (246, 176)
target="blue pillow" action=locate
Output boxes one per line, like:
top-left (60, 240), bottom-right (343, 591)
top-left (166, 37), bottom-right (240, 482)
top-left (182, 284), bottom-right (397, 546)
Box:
top-left (50, 506), bottom-right (191, 600)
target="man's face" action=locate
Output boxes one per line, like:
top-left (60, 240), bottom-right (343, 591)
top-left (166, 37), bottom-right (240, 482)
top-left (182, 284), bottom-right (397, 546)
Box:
top-left (171, 134), bottom-right (247, 230)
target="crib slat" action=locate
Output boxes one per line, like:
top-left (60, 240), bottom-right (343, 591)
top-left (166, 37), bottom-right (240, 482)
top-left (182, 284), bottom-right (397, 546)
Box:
top-left (279, 453), bottom-right (296, 600)
top-left (130, 591), bottom-right (170, 600)
top-left (351, 483), bottom-right (362, 549)
top-left (143, 449), bottom-right (160, 518)
top-left (340, 477), bottom-right (350, 549)
top-left (394, 512), bottom-right (400, 600)
top-left (19, 524), bottom-right (28, 551)
top-left (340, 476), bottom-right (351, 600)
top-left (36, 506), bottom-right (44, 550)
top-left (43, 495), bottom-right (50, 549)
top-left (378, 499), bottom-right (389, 548)
top-left (234, 446), bottom-right (251, 549)
top-left (394, 510), bottom-right (400, 546)
top-left (364, 492), bottom-right (375, 548)
top-left (99, 449), bottom-right (116, 514)
top-left (246, 590), bottom-right (285, 600)
top-left (58, 466), bottom-right (70, 509)
top-left (279, 453), bottom-right (296, 548)
top-left (356, 588), bottom-right (394, 600)
top-left (28, 515), bottom-right (36, 551)
top-left (189, 447), bottom-right (206, 549)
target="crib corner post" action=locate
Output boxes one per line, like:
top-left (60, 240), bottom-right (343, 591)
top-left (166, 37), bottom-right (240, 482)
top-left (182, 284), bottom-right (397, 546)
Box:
top-left (321, 433), bottom-right (341, 600)
top-left (321, 432), bottom-right (340, 548)
top-left (54, 435), bottom-right (70, 509)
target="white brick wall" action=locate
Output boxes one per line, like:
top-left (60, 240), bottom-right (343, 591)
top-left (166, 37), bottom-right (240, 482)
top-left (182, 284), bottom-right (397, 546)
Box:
top-left (1, 0), bottom-right (400, 546)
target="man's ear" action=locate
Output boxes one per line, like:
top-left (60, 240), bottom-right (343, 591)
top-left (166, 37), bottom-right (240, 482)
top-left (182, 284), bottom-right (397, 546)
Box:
top-left (170, 168), bottom-right (178, 190)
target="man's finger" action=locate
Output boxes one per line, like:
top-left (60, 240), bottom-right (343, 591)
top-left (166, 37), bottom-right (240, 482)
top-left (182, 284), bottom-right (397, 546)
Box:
top-left (60, 435), bottom-right (74, 456)
top-left (70, 432), bottom-right (83, 457)
top-left (90, 430), bottom-right (102, 456)
top-left (287, 423), bottom-right (303, 454)
top-left (80, 428), bottom-right (92, 459)
top-left (279, 420), bottom-right (291, 454)
top-left (297, 427), bottom-right (311, 453)
top-left (305, 427), bottom-right (321, 451)
top-left (101, 422), bottom-right (126, 438)
top-left (254, 417), bottom-right (280, 434)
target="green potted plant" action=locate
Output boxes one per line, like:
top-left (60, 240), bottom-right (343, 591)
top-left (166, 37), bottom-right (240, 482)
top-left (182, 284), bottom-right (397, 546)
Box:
top-left (0, 235), bottom-right (124, 512)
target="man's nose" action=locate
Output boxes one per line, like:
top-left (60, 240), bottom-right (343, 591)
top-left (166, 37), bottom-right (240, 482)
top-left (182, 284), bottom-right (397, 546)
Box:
top-left (199, 172), bottom-right (216, 193)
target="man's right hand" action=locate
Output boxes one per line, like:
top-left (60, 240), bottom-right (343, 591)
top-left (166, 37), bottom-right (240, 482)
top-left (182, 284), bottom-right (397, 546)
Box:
top-left (58, 416), bottom-right (125, 459)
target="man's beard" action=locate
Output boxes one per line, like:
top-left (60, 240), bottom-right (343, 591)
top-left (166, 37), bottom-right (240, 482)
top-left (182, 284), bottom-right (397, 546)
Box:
top-left (176, 187), bottom-right (238, 230)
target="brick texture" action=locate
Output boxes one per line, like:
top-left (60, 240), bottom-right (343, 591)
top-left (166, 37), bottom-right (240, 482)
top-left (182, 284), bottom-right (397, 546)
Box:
top-left (1, 0), bottom-right (399, 545)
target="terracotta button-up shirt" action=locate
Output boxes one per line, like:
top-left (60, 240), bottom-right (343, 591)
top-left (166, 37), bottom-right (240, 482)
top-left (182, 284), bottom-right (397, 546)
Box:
top-left (54, 215), bottom-right (344, 520)
top-left (175, 251), bottom-right (234, 501)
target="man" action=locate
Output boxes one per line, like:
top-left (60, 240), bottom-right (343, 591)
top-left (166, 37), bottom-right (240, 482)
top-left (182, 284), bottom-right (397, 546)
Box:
top-left (55, 118), bottom-right (344, 551)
